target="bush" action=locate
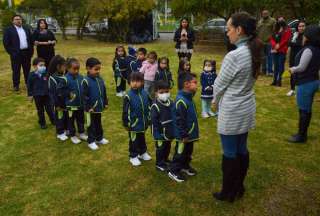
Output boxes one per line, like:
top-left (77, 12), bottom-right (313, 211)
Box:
top-left (1, 9), bottom-right (15, 31)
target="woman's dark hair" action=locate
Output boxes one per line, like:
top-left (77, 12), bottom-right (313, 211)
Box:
top-left (32, 57), bottom-right (45, 66)
top-left (179, 17), bottom-right (189, 29)
top-left (147, 51), bottom-right (158, 60)
top-left (130, 72), bottom-right (144, 82)
top-left (203, 59), bottom-right (216, 71)
top-left (304, 25), bottom-right (320, 47)
top-left (37, 19), bottom-right (48, 30)
top-left (274, 20), bottom-right (287, 33)
top-left (48, 55), bottom-right (66, 76)
top-left (295, 20), bottom-right (306, 32)
top-left (155, 80), bottom-right (170, 91)
top-left (86, 57), bottom-right (101, 68)
top-left (158, 57), bottom-right (170, 70)
top-left (114, 45), bottom-right (127, 58)
top-left (66, 57), bottom-right (80, 69)
top-left (178, 58), bottom-right (191, 74)
top-left (230, 12), bottom-right (263, 79)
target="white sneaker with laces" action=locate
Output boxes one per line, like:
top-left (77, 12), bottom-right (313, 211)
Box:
top-left (130, 157), bottom-right (141, 166)
top-left (57, 133), bottom-right (68, 141)
top-left (116, 92), bottom-right (123, 97)
top-left (71, 136), bottom-right (81, 144)
top-left (88, 142), bottom-right (99, 150)
top-left (201, 112), bottom-right (209, 118)
top-left (138, 152), bottom-right (152, 161)
top-left (286, 90), bottom-right (295, 97)
top-left (79, 133), bottom-right (88, 141)
top-left (97, 138), bottom-right (109, 145)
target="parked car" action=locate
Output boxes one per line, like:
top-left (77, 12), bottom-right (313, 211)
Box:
top-left (92, 20), bottom-right (108, 33)
top-left (194, 18), bottom-right (226, 34)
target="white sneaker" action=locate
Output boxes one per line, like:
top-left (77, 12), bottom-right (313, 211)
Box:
top-left (57, 133), bottom-right (68, 141)
top-left (97, 138), bottom-right (109, 145)
top-left (121, 91), bottom-right (126, 97)
top-left (130, 157), bottom-right (141, 166)
top-left (71, 136), bottom-right (81, 144)
top-left (138, 152), bottom-right (152, 161)
top-left (79, 133), bottom-right (88, 141)
top-left (201, 112), bottom-right (209, 118)
top-left (208, 111), bottom-right (218, 117)
top-left (88, 142), bottom-right (99, 150)
top-left (116, 92), bottom-right (123, 97)
top-left (286, 90), bottom-right (295, 97)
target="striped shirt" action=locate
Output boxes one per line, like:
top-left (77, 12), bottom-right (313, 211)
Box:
top-left (213, 44), bottom-right (256, 135)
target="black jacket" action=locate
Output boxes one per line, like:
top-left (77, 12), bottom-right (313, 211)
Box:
top-left (27, 71), bottom-right (49, 96)
top-left (174, 28), bottom-right (195, 49)
top-left (3, 25), bottom-right (34, 57)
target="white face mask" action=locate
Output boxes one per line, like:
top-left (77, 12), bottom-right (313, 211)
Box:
top-left (158, 92), bottom-right (170, 102)
top-left (37, 65), bottom-right (46, 74)
top-left (204, 66), bottom-right (212, 72)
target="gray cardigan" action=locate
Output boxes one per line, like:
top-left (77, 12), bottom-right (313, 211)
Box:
top-left (213, 43), bottom-right (256, 135)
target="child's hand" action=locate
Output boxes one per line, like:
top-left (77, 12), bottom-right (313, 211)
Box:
top-left (88, 108), bottom-right (94, 113)
top-left (211, 101), bottom-right (218, 112)
top-left (182, 138), bottom-right (189, 144)
top-left (28, 96), bottom-right (33, 103)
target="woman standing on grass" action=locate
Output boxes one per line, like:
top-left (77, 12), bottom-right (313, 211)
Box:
top-left (32, 19), bottom-right (56, 67)
top-left (174, 18), bottom-right (195, 61)
top-left (288, 25), bottom-right (320, 143)
top-left (212, 12), bottom-right (263, 202)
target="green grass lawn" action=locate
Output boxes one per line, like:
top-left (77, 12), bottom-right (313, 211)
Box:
top-left (0, 37), bottom-right (319, 216)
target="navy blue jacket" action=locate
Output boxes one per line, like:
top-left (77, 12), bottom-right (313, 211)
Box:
top-left (3, 25), bottom-right (33, 57)
top-left (122, 88), bottom-right (151, 132)
top-left (58, 72), bottom-right (84, 110)
top-left (200, 71), bottom-right (217, 99)
top-left (126, 55), bottom-right (137, 78)
top-left (151, 99), bottom-right (176, 141)
top-left (155, 69), bottom-right (174, 88)
top-left (27, 70), bottom-right (49, 97)
top-left (175, 90), bottom-right (199, 141)
top-left (113, 56), bottom-right (128, 79)
top-left (82, 75), bottom-right (108, 113)
top-left (129, 59), bottom-right (144, 74)
top-left (48, 73), bottom-right (67, 108)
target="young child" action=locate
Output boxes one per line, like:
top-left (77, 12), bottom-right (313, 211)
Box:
top-left (122, 72), bottom-right (152, 167)
top-left (82, 57), bottom-right (109, 150)
top-left (168, 72), bottom-right (199, 182)
top-left (58, 58), bottom-right (88, 144)
top-left (151, 81), bottom-right (175, 171)
top-left (139, 51), bottom-right (158, 96)
top-left (177, 59), bottom-right (191, 90)
top-left (200, 60), bottom-right (217, 118)
top-left (112, 46), bottom-right (128, 97)
top-left (48, 55), bottom-right (68, 141)
top-left (27, 57), bottom-right (55, 129)
top-left (129, 47), bottom-right (147, 75)
top-left (155, 57), bottom-right (174, 89)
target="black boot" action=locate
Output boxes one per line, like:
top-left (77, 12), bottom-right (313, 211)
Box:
top-left (213, 155), bottom-right (238, 202)
top-left (289, 110), bottom-right (312, 143)
top-left (236, 153), bottom-right (249, 198)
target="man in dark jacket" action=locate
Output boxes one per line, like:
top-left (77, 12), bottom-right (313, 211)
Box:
top-left (3, 14), bottom-right (34, 91)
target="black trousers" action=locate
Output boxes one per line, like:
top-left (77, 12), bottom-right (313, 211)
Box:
top-left (10, 51), bottom-right (31, 88)
top-left (178, 52), bottom-right (192, 61)
top-left (67, 110), bottom-right (85, 137)
top-left (129, 132), bottom-right (147, 158)
top-left (115, 76), bottom-right (126, 93)
top-left (290, 74), bottom-right (296, 91)
top-left (169, 141), bottom-right (194, 173)
top-left (87, 113), bottom-right (103, 143)
top-left (33, 95), bottom-right (55, 126)
top-left (55, 109), bottom-right (67, 135)
top-left (155, 140), bottom-right (171, 166)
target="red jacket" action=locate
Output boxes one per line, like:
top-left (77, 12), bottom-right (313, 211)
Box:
top-left (270, 27), bottom-right (292, 54)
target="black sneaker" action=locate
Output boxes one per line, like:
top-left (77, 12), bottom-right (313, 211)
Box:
top-left (156, 164), bottom-right (167, 172)
top-left (181, 167), bottom-right (197, 176)
top-left (168, 171), bottom-right (186, 183)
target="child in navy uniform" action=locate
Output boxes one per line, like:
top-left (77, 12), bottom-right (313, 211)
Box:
top-left (177, 59), bottom-right (191, 90)
top-left (82, 57), bottom-right (109, 151)
top-left (155, 57), bottom-right (174, 89)
top-left (200, 60), bottom-right (217, 118)
top-left (129, 47), bottom-right (147, 74)
top-left (113, 46), bottom-right (128, 97)
top-left (168, 72), bottom-right (199, 182)
top-left (27, 57), bottom-right (55, 129)
top-left (122, 72), bottom-right (152, 167)
top-left (48, 55), bottom-right (68, 141)
top-left (126, 46), bottom-right (137, 82)
top-left (58, 58), bottom-right (87, 144)
top-left (151, 81), bottom-right (175, 171)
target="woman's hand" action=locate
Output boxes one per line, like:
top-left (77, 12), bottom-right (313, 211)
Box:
top-left (275, 43), bottom-right (280, 50)
top-left (288, 68), bottom-right (294, 74)
top-left (211, 101), bottom-right (218, 112)
top-left (34, 41), bottom-right (39, 46)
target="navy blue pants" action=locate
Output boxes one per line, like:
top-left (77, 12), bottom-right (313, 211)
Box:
top-left (129, 132), bottom-right (147, 158)
top-left (34, 95), bottom-right (55, 126)
top-left (55, 110), bottom-right (67, 135)
top-left (67, 110), bottom-right (85, 137)
top-left (220, 133), bottom-right (249, 158)
top-left (272, 53), bottom-right (286, 83)
top-left (87, 113), bottom-right (103, 143)
top-left (170, 141), bottom-right (194, 173)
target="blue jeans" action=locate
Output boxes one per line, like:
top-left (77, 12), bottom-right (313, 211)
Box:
top-left (263, 44), bottom-right (273, 74)
top-left (296, 80), bottom-right (320, 112)
top-left (201, 99), bottom-right (212, 113)
top-left (272, 53), bottom-right (286, 83)
top-left (220, 133), bottom-right (249, 158)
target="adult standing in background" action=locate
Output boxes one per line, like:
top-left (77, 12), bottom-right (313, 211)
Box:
top-left (257, 10), bottom-right (276, 76)
top-left (3, 14), bottom-right (34, 91)
top-left (32, 19), bottom-right (57, 67)
top-left (287, 20), bottom-right (306, 97)
top-left (212, 12), bottom-right (263, 202)
top-left (174, 18), bottom-right (195, 61)
top-left (288, 25), bottom-right (320, 143)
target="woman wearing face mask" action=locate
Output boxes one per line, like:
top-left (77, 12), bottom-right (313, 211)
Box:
top-left (287, 20), bottom-right (306, 96)
top-left (32, 19), bottom-right (56, 67)
top-left (174, 18), bottom-right (195, 61)
top-left (212, 12), bottom-right (263, 202)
